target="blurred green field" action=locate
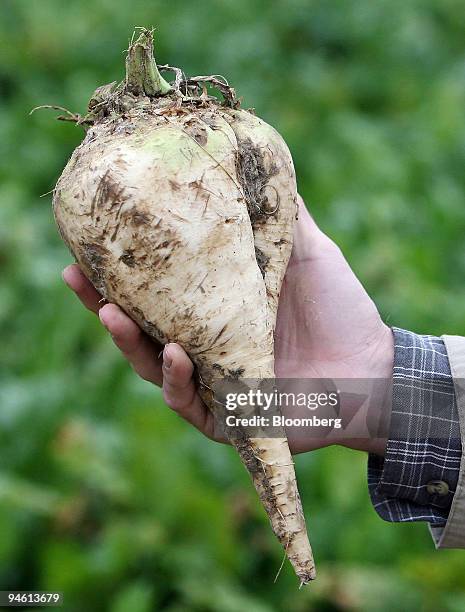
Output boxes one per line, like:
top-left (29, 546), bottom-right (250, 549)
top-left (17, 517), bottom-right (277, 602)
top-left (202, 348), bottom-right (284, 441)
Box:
top-left (1, 1), bottom-right (465, 610)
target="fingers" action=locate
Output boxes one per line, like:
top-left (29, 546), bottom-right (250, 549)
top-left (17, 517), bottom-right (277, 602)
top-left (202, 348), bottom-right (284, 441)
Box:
top-left (162, 343), bottom-right (216, 438)
top-left (63, 264), bottom-right (163, 384)
top-left (62, 264), bottom-right (218, 440)
top-left (99, 303), bottom-right (163, 385)
top-left (63, 264), bottom-right (103, 314)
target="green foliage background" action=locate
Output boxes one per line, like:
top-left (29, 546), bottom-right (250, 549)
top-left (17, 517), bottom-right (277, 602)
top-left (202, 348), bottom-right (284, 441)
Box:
top-left (1, 1), bottom-right (465, 610)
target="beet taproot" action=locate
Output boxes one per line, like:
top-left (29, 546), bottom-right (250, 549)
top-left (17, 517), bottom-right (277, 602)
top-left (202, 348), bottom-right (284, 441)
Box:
top-left (52, 28), bottom-right (315, 584)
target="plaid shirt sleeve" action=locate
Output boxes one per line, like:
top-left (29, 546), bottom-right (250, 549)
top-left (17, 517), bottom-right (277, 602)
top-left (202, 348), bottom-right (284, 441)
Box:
top-left (368, 327), bottom-right (462, 526)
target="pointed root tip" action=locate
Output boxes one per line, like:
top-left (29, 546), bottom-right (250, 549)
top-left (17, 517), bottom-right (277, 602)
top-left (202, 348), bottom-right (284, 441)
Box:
top-left (298, 568), bottom-right (316, 588)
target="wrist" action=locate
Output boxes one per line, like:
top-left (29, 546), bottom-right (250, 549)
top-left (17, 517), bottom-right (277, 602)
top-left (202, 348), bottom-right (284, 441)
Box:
top-left (338, 324), bottom-right (394, 455)
top-left (370, 324), bottom-right (395, 380)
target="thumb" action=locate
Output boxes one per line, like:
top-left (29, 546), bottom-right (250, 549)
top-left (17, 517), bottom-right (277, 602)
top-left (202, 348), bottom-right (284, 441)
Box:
top-left (162, 343), bottom-right (215, 436)
top-left (293, 194), bottom-right (340, 260)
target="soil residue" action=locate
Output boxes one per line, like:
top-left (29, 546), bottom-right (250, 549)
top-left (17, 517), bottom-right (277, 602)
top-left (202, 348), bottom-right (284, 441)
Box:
top-left (235, 137), bottom-right (279, 224)
top-left (254, 246), bottom-right (269, 278)
top-left (183, 117), bottom-right (208, 146)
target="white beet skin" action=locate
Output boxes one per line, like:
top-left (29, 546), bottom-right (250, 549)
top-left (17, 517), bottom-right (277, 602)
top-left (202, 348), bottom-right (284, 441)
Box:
top-left (52, 28), bottom-right (315, 584)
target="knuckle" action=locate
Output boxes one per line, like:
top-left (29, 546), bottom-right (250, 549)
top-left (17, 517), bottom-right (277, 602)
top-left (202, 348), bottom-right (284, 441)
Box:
top-left (109, 334), bottom-right (124, 349)
top-left (163, 387), bottom-right (192, 412)
top-left (113, 333), bottom-right (141, 356)
top-left (162, 365), bottom-right (192, 390)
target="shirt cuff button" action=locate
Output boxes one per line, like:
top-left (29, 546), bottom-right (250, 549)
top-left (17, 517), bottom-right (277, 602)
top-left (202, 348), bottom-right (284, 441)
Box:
top-left (426, 480), bottom-right (449, 496)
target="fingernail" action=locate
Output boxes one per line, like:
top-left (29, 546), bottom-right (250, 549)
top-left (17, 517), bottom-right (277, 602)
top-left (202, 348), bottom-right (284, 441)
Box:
top-left (163, 345), bottom-right (173, 369)
top-left (99, 308), bottom-right (109, 329)
top-left (62, 269), bottom-right (71, 287)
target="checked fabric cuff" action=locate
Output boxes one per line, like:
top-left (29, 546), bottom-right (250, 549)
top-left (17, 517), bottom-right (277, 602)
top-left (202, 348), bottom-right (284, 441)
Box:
top-left (368, 328), bottom-right (462, 526)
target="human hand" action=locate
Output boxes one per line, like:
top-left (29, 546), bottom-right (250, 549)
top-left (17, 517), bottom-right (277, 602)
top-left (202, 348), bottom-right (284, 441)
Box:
top-left (273, 199), bottom-right (393, 454)
top-left (62, 197), bottom-right (393, 455)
